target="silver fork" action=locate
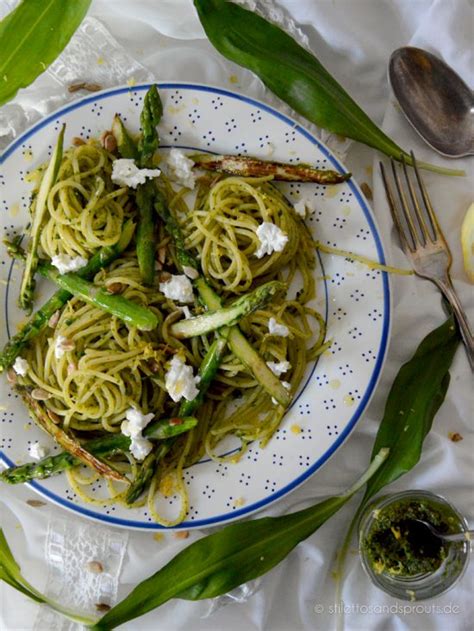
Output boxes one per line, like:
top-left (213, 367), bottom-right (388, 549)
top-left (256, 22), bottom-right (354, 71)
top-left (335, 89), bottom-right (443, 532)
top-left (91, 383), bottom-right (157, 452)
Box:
top-left (380, 152), bottom-right (474, 370)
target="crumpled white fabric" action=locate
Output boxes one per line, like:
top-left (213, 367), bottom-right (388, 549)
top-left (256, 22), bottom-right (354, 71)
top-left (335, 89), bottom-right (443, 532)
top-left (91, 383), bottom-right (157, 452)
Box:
top-left (1, 1), bottom-right (473, 630)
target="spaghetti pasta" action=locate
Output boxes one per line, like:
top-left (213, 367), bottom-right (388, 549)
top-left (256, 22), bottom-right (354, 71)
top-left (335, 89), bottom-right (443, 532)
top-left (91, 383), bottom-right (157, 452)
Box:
top-left (7, 139), bottom-right (326, 525)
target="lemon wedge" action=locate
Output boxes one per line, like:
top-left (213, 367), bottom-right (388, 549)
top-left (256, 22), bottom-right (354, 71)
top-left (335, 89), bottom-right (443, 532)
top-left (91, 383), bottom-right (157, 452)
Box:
top-left (461, 202), bottom-right (474, 283)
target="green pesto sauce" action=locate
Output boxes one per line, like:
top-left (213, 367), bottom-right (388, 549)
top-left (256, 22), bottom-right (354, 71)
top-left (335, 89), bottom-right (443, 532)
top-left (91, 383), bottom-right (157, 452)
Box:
top-left (364, 499), bottom-right (458, 577)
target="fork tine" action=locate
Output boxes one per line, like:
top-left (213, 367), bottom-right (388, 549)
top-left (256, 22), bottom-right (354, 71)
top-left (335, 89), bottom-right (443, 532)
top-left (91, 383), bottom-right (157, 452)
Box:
top-left (401, 155), bottom-right (432, 245)
top-left (390, 158), bottom-right (420, 249)
top-left (410, 151), bottom-right (445, 243)
top-left (379, 161), bottom-right (414, 253)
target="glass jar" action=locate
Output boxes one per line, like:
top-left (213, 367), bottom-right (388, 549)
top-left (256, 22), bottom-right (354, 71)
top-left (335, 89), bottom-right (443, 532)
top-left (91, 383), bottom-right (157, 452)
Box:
top-left (359, 490), bottom-right (470, 601)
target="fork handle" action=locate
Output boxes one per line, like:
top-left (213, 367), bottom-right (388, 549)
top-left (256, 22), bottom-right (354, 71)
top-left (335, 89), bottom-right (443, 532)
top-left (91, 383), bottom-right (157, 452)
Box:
top-left (436, 277), bottom-right (474, 371)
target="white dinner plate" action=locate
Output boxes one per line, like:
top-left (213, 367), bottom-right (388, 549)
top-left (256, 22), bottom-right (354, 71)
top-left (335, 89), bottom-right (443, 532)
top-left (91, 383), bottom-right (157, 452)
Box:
top-left (0, 83), bottom-right (391, 530)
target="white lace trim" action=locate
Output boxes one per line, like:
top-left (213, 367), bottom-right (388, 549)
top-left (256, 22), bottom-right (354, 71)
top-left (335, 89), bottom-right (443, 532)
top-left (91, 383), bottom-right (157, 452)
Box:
top-left (34, 515), bottom-right (128, 631)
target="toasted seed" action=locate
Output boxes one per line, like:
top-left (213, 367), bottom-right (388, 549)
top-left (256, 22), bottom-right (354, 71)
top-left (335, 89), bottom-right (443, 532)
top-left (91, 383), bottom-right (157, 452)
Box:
top-left (448, 432), bottom-right (463, 442)
top-left (86, 561), bottom-right (104, 574)
top-left (47, 409), bottom-right (61, 424)
top-left (84, 83), bottom-right (102, 92)
top-left (160, 272), bottom-right (171, 283)
top-left (95, 603), bottom-right (111, 612)
top-left (26, 499), bottom-right (47, 507)
top-left (68, 82), bottom-right (87, 93)
top-left (158, 246), bottom-right (167, 265)
top-left (100, 131), bottom-right (117, 153)
top-left (360, 182), bottom-right (373, 200)
top-left (48, 310), bottom-right (61, 328)
top-left (147, 359), bottom-right (161, 374)
top-left (183, 265), bottom-right (199, 280)
top-left (72, 136), bottom-right (86, 147)
top-left (6, 369), bottom-right (17, 385)
top-left (174, 530), bottom-right (189, 539)
top-left (106, 282), bottom-right (125, 295)
top-left (31, 388), bottom-right (52, 401)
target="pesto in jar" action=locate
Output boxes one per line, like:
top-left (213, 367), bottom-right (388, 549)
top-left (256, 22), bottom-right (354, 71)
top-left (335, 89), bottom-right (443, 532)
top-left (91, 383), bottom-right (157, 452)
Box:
top-left (363, 499), bottom-right (457, 577)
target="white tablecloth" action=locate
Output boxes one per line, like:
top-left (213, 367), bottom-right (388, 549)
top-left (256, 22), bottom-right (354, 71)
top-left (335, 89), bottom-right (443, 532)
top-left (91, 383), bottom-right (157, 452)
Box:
top-left (1, 1), bottom-right (473, 630)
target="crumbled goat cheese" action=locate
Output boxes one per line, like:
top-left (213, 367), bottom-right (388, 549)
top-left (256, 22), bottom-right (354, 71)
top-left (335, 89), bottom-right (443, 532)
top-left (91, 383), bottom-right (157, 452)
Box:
top-left (255, 222), bottom-right (288, 258)
top-left (29, 442), bottom-right (49, 460)
top-left (159, 274), bottom-right (194, 304)
top-left (183, 265), bottom-right (199, 280)
top-left (164, 149), bottom-right (196, 189)
top-left (111, 158), bottom-right (161, 189)
top-left (12, 356), bottom-right (28, 376)
top-left (121, 407), bottom-right (155, 461)
top-left (268, 317), bottom-right (289, 337)
top-left (51, 254), bottom-right (88, 275)
top-left (179, 306), bottom-right (192, 319)
top-left (266, 360), bottom-right (291, 377)
top-left (293, 198), bottom-right (316, 218)
top-left (165, 355), bottom-right (200, 403)
top-left (54, 335), bottom-right (75, 359)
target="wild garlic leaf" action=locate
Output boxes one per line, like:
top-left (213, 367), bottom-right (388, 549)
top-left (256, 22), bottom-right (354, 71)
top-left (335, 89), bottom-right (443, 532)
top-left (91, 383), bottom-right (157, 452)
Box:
top-left (0, 0), bottom-right (91, 107)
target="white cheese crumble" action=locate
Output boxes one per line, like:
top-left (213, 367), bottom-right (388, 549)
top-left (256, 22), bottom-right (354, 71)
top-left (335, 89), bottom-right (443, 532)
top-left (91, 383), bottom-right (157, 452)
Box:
top-left (165, 355), bottom-right (200, 403)
top-left (51, 254), bottom-right (88, 275)
top-left (266, 360), bottom-right (291, 377)
top-left (29, 442), bottom-right (49, 460)
top-left (12, 356), bottom-right (28, 376)
top-left (159, 274), bottom-right (194, 304)
top-left (255, 222), bottom-right (288, 258)
top-left (268, 317), bottom-right (289, 337)
top-left (293, 198), bottom-right (316, 218)
top-left (164, 149), bottom-right (196, 190)
top-left (111, 158), bottom-right (161, 189)
top-left (54, 335), bottom-right (75, 359)
top-left (121, 407), bottom-right (155, 461)
top-left (179, 305), bottom-right (192, 319)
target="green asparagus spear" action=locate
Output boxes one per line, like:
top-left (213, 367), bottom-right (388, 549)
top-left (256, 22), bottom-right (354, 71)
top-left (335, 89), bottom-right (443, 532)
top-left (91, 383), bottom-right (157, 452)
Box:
top-left (135, 182), bottom-right (156, 286)
top-left (0, 221), bottom-right (136, 373)
top-left (191, 153), bottom-right (351, 184)
top-left (113, 86), bottom-right (163, 285)
top-left (195, 278), bottom-right (291, 407)
top-left (171, 281), bottom-right (285, 339)
top-left (154, 188), bottom-right (199, 272)
top-left (125, 442), bottom-right (170, 505)
top-left (18, 125), bottom-right (65, 312)
top-left (0, 416), bottom-right (198, 485)
top-left (179, 336), bottom-right (228, 416)
top-left (111, 114), bottom-right (139, 161)
top-left (37, 263), bottom-right (159, 331)
top-left (138, 85), bottom-right (163, 167)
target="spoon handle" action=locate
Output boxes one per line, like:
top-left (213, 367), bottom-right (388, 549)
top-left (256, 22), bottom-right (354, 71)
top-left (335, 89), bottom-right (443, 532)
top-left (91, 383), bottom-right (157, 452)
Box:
top-left (442, 528), bottom-right (474, 543)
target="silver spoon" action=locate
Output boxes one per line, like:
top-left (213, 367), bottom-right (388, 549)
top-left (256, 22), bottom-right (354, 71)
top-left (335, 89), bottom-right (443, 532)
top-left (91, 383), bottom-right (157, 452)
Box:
top-left (410, 519), bottom-right (474, 544)
top-left (389, 46), bottom-right (474, 158)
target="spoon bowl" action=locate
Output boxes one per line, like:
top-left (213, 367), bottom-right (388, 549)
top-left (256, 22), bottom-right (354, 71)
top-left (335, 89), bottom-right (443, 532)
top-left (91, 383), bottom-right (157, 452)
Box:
top-left (389, 46), bottom-right (474, 158)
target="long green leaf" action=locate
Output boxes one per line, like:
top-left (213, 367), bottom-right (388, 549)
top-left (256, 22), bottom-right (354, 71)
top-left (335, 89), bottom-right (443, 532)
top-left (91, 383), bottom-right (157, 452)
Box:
top-left (363, 315), bottom-right (459, 501)
top-left (92, 449), bottom-right (388, 630)
top-left (0, 0), bottom-right (91, 107)
top-left (194, 0), bottom-right (464, 176)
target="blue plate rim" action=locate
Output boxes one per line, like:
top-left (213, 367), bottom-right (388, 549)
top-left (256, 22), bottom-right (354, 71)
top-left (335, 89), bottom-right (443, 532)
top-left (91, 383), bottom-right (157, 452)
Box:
top-left (0, 82), bottom-right (391, 530)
